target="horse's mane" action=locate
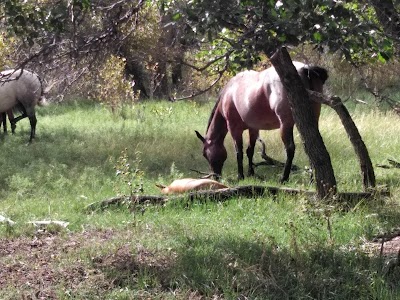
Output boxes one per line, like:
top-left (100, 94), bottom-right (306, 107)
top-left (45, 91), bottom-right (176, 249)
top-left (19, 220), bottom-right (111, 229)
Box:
top-left (206, 95), bottom-right (222, 132)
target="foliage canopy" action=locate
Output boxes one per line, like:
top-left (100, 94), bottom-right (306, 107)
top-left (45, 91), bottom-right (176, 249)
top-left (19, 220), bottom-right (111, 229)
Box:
top-left (0, 0), bottom-right (399, 100)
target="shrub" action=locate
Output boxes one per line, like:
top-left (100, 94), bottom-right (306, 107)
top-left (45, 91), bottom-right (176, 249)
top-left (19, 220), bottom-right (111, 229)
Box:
top-left (92, 55), bottom-right (139, 113)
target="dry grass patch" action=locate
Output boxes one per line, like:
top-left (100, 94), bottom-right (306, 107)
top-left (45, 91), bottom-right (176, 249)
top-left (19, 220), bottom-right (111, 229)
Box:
top-left (0, 229), bottom-right (179, 299)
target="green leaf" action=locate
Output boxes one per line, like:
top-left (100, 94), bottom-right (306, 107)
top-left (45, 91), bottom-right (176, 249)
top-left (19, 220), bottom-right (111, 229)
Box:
top-left (313, 31), bottom-right (322, 42)
top-left (378, 52), bottom-right (389, 63)
top-left (172, 12), bottom-right (182, 21)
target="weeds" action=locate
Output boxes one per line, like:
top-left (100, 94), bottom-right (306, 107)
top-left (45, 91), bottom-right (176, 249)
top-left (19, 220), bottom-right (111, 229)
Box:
top-left (113, 148), bottom-right (144, 198)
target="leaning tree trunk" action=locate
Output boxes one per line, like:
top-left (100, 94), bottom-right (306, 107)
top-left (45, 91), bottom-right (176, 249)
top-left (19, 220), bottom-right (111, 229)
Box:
top-left (308, 91), bottom-right (376, 190)
top-left (270, 47), bottom-right (337, 199)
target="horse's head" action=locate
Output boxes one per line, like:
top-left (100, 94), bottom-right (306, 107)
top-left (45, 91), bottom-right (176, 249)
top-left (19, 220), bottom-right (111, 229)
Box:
top-left (302, 65), bottom-right (328, 93)
top-left (301, 65), bottom-right (329, 121)
top-left (195, 130), bottom-right (227, 177)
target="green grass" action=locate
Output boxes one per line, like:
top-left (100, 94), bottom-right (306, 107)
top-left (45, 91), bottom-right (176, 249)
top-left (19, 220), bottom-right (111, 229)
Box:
top-left (0, 99), bottom-right (399, 299)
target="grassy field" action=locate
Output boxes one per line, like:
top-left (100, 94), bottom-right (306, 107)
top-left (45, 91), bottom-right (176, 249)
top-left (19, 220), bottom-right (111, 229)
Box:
top-left (0, 99), bottom-right (399, 299)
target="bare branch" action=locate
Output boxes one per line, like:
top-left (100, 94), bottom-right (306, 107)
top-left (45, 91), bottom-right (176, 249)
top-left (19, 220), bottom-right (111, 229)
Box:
top-left (173, 59), bottom-right (230, 101)
top-left (180, 50), bottom-right (234, 72)
top-left (189, 169), bottom-right (221, 180)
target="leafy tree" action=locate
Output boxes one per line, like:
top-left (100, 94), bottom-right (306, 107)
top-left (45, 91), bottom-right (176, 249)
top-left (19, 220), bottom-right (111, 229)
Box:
top-left (1, 0), bottom-right (146, 99)
top-left (1, 0), bottom-right (398, 100)
top-left (165, 0), bottom-right (397, 69)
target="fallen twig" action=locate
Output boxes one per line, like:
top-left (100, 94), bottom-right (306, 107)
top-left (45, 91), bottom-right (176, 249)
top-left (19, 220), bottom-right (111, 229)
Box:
top-left (377, 159), bottom-right (400, 169)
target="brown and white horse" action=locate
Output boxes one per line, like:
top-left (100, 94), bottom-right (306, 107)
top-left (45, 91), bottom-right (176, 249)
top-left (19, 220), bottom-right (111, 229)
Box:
top-left (196, 61), bottom-right (328, 183)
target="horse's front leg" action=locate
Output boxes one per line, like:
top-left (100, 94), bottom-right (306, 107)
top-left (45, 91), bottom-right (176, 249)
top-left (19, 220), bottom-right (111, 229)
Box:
top-left (232, 134), bottom-right (245, 180)
top-left (246, 129), bottom-right (259, 176)
top-left (280, 126), bottom-right (295, 183)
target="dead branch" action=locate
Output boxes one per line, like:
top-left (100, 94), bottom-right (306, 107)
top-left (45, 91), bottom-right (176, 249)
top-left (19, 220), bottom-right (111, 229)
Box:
top-left (253, 138), bottom-right (300, 171)
top-left (377, 159), bottom-right (400, 169)
top-left (190, 169), bottom-right (221, 179)
top-left (172, 60), bottom-right (230, 101)
top-left (254, 138), bottom-right (283, 166)
top-left (85, 185), bottom-right (390, 212)
top-left (388, 159), bottom-right (400, 168)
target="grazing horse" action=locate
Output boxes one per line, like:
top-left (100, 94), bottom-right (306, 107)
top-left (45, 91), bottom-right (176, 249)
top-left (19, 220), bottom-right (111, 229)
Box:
top-left (195, 61), bottom-right (328, 183)
top-left (0, 69), bottom-right (46, 142)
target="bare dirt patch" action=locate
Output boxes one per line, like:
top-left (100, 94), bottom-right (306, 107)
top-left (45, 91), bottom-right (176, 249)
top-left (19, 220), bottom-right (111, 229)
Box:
top-left (363, 228), bottom-right (400, 258)
top-left (0, 229), bottom-right (175, 299)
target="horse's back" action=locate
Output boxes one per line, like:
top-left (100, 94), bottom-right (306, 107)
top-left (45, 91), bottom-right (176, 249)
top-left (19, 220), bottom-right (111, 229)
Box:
top-left (219, 61), bottom-right (323, 131)
top-left (0, 69), bottom-right (42, 112)
top-left (220, 66), bottom-right (288, 131)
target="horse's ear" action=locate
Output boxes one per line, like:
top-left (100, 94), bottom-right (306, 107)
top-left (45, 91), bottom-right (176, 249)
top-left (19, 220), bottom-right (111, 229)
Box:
top-left (195, 130), bottom-right (206, 143)
top-left (155, 183), bottom-right (166, 189)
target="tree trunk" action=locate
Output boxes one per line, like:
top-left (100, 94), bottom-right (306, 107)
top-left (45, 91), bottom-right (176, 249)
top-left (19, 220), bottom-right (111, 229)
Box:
top-left (308, 91), bottom-right (376, 190)
top-left (269, 47), bottom-right (337, 199)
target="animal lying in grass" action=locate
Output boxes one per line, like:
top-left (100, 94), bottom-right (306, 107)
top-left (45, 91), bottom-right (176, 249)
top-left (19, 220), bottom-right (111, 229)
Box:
top-left (156, 178), bottom-right (229, 194)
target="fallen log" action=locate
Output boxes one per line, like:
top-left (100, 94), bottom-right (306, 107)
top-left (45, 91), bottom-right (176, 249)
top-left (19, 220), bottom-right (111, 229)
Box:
top-left (85, 195), bottom-right (168, 211)
top-left (85, 185), bottom-right (390, 212)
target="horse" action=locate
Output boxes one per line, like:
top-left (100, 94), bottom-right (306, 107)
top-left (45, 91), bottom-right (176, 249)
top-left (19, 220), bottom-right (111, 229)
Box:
top-left (0, 69), bottom-right (46, 142)
top-left (195, 61), bottom-right (328, 183)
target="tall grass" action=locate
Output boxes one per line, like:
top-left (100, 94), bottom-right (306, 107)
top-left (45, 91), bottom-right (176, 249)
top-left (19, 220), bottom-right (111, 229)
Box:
top-left (0, 100), bottom-right (399, 299)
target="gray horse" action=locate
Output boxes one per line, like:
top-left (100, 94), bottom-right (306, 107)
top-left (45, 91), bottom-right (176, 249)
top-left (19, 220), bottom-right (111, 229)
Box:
top-left (0, 69), bottom-right (46, 142)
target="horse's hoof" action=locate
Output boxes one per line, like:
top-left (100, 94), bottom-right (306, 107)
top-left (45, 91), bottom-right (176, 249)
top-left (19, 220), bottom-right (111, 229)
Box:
top-left (279, 177), bottom-right (289, 184)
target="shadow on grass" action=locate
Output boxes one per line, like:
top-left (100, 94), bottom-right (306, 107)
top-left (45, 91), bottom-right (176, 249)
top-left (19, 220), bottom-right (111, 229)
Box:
top-left (174, 236), bottom-right (400, 299)
top-left (92, 234), bottom-right (399, 299)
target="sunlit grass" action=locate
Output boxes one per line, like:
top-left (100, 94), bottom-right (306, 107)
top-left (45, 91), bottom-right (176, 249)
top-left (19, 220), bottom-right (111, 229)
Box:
top-left (0, 99), bottom-right (399, 299)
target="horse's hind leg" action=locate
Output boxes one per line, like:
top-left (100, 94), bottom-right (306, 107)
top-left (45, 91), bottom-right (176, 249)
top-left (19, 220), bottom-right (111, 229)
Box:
top-left (231, 132), bottom-right (245, 180)
top-left (0, 113), bottom-right (6, 133)
top-left (7, 111), bottom-right (16, 134)
top-left (28, 114), bottom-right (37, 142)
top-left (246, 129), bottom-right (259, 176)
top-left (280, 126), bottom-right (295, 183)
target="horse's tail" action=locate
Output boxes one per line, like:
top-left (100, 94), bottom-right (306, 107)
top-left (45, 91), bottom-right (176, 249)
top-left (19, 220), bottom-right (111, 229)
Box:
top-left (36, 74), bottom-right (49, 107)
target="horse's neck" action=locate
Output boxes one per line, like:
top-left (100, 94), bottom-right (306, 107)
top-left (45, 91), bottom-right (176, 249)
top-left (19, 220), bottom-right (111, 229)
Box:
top-left (206, 106), bottom-right (227, 143)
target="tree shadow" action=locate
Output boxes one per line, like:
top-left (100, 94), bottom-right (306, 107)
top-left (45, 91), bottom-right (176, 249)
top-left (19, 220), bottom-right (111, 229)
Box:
top-left (91, 233), bottom-right (400, 299)
top-left (169, 235), bottom-right (399, 299)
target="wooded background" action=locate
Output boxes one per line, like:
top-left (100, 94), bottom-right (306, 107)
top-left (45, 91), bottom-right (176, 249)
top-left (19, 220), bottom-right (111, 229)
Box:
top-left (1, 0), bottom-right (399, 110)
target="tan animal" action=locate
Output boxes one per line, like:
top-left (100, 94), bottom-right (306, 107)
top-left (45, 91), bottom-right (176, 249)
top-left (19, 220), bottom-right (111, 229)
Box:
top-left (156, 178), bottom-right (229, 194)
